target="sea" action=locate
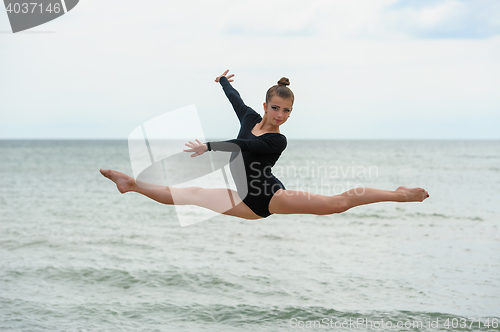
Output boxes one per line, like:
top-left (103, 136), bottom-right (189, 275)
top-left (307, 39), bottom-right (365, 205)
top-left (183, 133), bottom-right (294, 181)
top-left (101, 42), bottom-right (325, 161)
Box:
top-left (1, 140), bottom-right (499, 331)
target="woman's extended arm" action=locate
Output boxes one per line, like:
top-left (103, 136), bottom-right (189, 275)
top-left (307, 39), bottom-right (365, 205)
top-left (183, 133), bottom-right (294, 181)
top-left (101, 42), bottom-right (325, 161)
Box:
top-left (183, 135), bottom-right (287, 157)
top-left (208, 135), bottom-right (287, 154)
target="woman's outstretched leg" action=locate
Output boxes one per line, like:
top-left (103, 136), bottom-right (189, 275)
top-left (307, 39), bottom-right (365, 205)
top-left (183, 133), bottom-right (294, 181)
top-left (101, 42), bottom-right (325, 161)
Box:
top-left (269, 186), bottom-right (429, 215)
top-left (99, 169), bottom-right (261, 219)
top-left (100, 169), bottom-right (175, 204)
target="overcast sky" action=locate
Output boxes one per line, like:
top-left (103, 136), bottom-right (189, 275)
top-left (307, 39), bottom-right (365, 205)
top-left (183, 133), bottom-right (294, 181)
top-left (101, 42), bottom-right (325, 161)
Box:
top-left (1, 0), bottom-right (499, 139)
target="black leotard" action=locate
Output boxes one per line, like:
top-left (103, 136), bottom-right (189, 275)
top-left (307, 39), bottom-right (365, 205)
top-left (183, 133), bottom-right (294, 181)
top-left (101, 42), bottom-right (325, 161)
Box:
top-left (206, 77), bottom-right (287, 217)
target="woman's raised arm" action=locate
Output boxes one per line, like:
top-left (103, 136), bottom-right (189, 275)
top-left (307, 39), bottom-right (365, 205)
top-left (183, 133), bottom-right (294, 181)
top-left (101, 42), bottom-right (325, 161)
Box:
top-left (215, 69), bottom-right (254, 123)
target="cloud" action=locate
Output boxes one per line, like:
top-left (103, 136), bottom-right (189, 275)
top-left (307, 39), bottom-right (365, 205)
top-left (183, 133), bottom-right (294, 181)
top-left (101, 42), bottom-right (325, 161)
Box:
top-left (217, 0), bottom-right (500, 39)
top-left (8, 0), bottom-right (497, 40)
top-left (1, 0), bottom-right (499, 139)
top-left (381, 0), bottom-right (500, 39)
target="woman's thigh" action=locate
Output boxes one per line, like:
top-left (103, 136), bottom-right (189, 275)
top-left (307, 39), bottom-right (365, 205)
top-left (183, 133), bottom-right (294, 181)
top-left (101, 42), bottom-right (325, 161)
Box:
top-left (268, 189), bottom-right (341, 215)
top-left (170, 187), bottom-right (262, 220)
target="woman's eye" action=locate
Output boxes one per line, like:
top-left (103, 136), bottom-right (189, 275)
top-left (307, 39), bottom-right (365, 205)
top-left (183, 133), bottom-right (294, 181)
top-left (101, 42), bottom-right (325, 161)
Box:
top-left (271, 106), bottom-right (278, 110)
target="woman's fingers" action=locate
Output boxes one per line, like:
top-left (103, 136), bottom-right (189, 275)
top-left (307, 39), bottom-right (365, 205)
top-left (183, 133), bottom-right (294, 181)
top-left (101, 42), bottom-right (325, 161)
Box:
top-left (185, 140), bottom-right (202, 147)
top-left (215, 70), bottom-right (229, 82)
top-left (215, 69), bottom-right (234, 82)
top-left (190, 150), bottom-right (202, 157)
top-left (184, 139), bottom-right (206, 157)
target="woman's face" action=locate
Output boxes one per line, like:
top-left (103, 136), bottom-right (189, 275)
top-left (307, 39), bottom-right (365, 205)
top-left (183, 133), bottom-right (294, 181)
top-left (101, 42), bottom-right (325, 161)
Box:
top-left (263, 95), bottom-right (293, 126)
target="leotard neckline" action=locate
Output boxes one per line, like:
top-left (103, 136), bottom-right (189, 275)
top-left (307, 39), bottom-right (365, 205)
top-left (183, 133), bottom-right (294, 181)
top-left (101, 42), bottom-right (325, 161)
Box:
top-left (250, 122), bottom-right (284, 138)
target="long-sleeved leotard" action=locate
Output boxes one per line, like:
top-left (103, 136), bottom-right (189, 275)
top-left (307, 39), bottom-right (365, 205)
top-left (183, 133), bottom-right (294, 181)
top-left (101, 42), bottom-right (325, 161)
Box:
top-left (207, 76), bottom-right (287, 218)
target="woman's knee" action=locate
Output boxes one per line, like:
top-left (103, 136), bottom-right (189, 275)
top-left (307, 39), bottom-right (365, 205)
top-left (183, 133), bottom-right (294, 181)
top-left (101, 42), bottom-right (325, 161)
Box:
top-left (327, 196), bottom-right (351, 214)
top-left (187, 186), bottom-right (203, 195)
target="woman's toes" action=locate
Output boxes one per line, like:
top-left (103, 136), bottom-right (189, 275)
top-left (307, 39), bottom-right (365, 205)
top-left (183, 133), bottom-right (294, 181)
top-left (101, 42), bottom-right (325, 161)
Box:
top-left (100, 169), bottom-right (111, 178)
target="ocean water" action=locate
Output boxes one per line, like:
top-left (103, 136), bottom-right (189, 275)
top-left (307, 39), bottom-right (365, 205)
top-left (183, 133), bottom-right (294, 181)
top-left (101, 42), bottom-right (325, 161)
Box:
top-left (0, 140), bottom-right (499, 331)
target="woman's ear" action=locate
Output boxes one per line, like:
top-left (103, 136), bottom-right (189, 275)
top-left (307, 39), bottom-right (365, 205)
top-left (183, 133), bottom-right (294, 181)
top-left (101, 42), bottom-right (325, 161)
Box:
top-left (263, 102), bottom-right (267, 113)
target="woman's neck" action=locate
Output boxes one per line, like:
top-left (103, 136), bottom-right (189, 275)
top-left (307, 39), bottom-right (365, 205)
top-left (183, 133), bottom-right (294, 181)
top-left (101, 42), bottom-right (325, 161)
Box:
top-left (258, 114), bottom-right (279, 133)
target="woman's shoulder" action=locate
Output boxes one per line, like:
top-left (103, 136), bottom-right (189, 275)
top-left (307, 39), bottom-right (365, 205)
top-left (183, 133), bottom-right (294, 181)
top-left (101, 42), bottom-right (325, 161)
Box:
top-left (241, 110), bottom-right (262, 128)
top-left (246, 108), bottom-right (262, 121)
top-left (261, 132), bottom-right (287, 149)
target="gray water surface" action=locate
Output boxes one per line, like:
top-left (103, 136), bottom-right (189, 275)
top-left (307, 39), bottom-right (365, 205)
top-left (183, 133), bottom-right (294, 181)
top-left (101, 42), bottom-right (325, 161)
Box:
top-left (1, 140), bottom-right (499, 331)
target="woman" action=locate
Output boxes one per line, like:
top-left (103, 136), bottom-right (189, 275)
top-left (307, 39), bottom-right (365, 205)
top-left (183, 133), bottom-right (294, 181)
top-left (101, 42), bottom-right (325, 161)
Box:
top-left (100, 70), bottom-right (429, 220)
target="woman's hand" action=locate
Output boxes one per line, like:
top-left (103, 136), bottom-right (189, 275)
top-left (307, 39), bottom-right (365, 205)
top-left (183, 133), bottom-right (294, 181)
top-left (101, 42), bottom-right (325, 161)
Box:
top-left (215, 69), bottom-right (234, 83)
top-left (183, 139), bottom-right (208, 157)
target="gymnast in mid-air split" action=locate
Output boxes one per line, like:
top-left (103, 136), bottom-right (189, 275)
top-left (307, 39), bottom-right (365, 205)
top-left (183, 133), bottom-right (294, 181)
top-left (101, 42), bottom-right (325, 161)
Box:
top-left (100, 70), bottom-right (429, 220)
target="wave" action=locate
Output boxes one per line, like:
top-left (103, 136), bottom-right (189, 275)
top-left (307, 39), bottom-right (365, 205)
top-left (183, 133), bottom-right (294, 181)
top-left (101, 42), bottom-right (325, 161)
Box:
top-left (1, 297), bottom-right (498, 331)
top-left (408, 212), bottom-right (484, 222)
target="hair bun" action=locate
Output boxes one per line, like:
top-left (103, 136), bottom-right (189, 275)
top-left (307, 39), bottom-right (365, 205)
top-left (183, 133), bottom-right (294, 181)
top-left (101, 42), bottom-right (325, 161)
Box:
top-left (277, 77), bottom-right (290, 86)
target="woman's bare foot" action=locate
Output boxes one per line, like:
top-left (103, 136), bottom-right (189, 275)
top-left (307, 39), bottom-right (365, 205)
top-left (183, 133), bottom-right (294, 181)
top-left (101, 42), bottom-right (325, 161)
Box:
top-left (396, 186), bottom-right (429, 202)
top-left (99, 169), bottom-right (135, 193)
